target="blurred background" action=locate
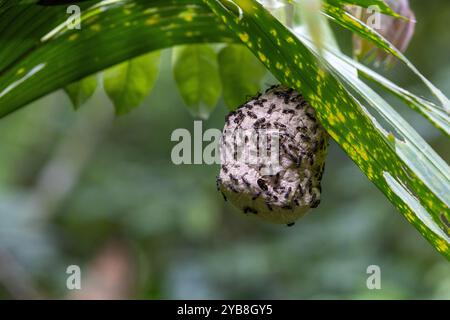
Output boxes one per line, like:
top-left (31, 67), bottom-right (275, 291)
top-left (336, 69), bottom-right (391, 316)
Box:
top-left (0, 0), bottom-right (449, 299)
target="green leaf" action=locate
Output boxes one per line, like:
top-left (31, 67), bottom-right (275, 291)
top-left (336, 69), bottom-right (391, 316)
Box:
top-left (296, 29), bottom-right (450, 215)
top-left (0, 0), bottom-right (234, 118)
top-left (218, 44), bottom-right (266, 109)
top-left (293, 26), bottom-right (449, 136)
top-left (0, 0), bottom-right (449, 259)
top-left (64, 75), bottom-right (97, 110)
top-left (104, 51), bottom-right (161, 115)
top-left (320, 3), bottom-right (450, 112)
top-left (173, 44), bottom-right (222, 119)
top-left (297, 0), bottom-right (327, 52)
top-left (330, 45), bottom-right (450, 136)
top-left (325, 0), bottom-right (401, 18)
top-left (206, 0), bottom-right (450, 259)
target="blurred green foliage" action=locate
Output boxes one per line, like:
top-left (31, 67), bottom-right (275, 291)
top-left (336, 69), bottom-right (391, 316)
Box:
top-left (0, 0), bottom-right (449, 299)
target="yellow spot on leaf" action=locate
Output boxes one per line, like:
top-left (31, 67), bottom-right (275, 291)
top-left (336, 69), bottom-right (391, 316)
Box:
top-left (90, 24), bottom-right (101, 32)
top-left (359, 149), bottom-right (369, 161)
top-left (328, 113), bottom-right (339, 125)
top-left (179, 11), bottom-right (194, 22)
top-left (366, 166), bottom-right (374, 179)
top-left (336, 111), bottom-right (346, 122)
top-left (239, 32), bottom-right (249, 43)
top-left (317, 69), bottom-right (326, 78)
top-left (235, 0), bottom-right (255, 13)
top-left (144, 8), bottom-right (157, 14)
top-left (145, 15), bottom-right (160, 26)
top-left (68, 33), bottom-right (79, 41)
top-left (436, 239), bottom-right (449, 253)
top-left (258, 52), bottom-right (267, 62)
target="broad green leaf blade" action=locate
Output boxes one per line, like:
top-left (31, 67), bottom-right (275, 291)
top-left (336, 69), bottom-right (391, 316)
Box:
top-left (293, 30), bottom-right (450, 136)
top-left (205, 0), bottom-right (450, 258)
top-left (320, 3), bottom-right (450, 114)
top-left (282, 0), bottom-right (399, 17)
top-left (64, 75), bottom-right (97, 110)
top-left (173, 44), bottom-right (222, 119)
top-left (0, 1), bottom-right (95, 72)
top-left (331, 46), bottom-right (450, 137)
top-left (325, 0), bottom-right (401, 18)
top-left (218, 44), bottom-right (266, 109)
top-left (296, 29), bottom-right (450, 209)
top-left (360, 70), bottom-right (450, 137)
top-left (0, 0), bottom-right (448, 258)
top-left (2, 0), bottom-right (92, 5)
top-left (0, 0), bottom-right (234, 118)
top-left (297, 0), bottom-right (326, 52)
top-left (104, 51), bottom-right (161, 115)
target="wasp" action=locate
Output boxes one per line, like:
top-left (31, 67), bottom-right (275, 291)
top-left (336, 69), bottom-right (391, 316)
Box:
top-left (247, 111), bottom-right (258, 119)
top-left (297, 184), bottom-right (304, 197)
top-left (310, 193), bottom-right (320, 208)
top-left (253, 118), bottom-right (266, 129)
top-left (274, 122), bottom-right (286, 129)
top-left (243, 206), bottom-right (258, 214)
top-left (234, 115), bottom-right (245, 126)
top-left (282, 109), bottom-right (295, 115)
top-left (311, 141), bottom-right (319, 154)
top-left (300, 134), bottom-right (311, 142)
top-left (265, 84), bottom-right (279, 93)
top-left (221, 192), bottom-right (227, 202)
top-left (274, 172), bottom-right (280, 185)
top-left (305, 111), bottom-right (316, 121)
top-left (257, 178), bottom-right (268, 191)
top-left (306, 179), bottom-right (312, 193)
top-left (229, 173), bottom-right (239, 185)
top-left (284, 187), bottom-right (292, 199)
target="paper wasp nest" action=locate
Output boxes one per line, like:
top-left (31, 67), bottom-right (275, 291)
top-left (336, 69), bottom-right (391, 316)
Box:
top-left (217, 86), bottom-right (329, 226)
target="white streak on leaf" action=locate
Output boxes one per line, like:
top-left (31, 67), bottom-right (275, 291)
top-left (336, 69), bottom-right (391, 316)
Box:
top-left (383, 171), bottom-right (449, 241)
top-left (0, 63), bottom-right (46, 98)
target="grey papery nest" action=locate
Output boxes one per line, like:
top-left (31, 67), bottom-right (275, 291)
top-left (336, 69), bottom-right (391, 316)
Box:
top-left (217, 85), bottom-right (329, 226)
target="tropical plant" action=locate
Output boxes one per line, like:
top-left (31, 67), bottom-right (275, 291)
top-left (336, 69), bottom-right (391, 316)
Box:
top-left (0, 0), bottom-right (448, 259)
